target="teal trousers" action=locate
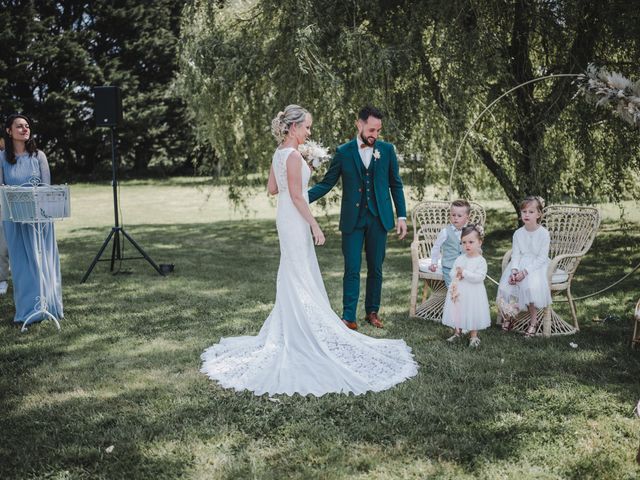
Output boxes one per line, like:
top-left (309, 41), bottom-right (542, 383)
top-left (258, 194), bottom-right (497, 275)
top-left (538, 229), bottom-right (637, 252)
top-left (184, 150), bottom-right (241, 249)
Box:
top-left (341, 210), bottom-right (387, 322)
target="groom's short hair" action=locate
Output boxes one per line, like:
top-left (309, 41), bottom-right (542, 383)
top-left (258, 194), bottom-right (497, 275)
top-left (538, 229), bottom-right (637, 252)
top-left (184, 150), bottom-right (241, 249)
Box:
top-left (359, 105), bottom-right (384, 122)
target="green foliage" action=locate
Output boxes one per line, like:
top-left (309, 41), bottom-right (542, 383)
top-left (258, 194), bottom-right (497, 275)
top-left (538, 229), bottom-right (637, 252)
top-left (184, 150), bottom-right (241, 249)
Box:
top-left (179, 0), bottom-right (640, 212)
top-left (0, 0), bottom-right (197, 177)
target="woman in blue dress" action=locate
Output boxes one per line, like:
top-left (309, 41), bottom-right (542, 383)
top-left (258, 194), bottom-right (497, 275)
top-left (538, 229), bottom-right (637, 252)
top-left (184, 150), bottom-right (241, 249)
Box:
top-left (1, 114), bottom-right (63, 328)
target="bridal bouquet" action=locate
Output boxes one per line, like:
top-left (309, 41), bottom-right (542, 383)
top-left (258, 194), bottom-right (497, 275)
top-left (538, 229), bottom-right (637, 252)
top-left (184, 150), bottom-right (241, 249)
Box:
top-left (298, 141), bottom-right (330, 169)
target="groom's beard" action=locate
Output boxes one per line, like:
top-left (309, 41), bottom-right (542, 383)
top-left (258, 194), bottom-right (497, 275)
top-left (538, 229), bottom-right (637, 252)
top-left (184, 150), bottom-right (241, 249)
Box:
top-left (360, 134), bottom-right (375, 147)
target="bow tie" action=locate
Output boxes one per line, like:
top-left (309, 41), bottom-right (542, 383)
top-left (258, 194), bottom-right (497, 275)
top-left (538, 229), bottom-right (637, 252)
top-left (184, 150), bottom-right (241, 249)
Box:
top-left (360, 143), bottom-right (372, 149)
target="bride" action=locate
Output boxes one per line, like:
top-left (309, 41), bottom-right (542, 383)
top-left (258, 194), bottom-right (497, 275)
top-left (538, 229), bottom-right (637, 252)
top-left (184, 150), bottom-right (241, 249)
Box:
top-left (201, 105), bottom-right (418, 396)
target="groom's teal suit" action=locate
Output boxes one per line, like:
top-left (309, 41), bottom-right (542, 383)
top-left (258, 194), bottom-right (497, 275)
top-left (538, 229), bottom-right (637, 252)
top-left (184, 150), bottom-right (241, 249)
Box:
top-left (308, 138), bottom-right (406, 322)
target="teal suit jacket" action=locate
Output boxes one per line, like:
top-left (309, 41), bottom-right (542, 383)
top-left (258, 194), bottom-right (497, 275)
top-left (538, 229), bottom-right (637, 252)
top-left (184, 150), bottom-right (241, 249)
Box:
top-left (308, 139), bottom-right (407, 233)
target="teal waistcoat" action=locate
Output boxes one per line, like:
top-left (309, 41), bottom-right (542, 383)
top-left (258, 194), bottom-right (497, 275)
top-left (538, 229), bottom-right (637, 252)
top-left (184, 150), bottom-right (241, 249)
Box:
top-left (441, 225), bottom-right (462, 269)
top-left (358, 158), bottom-right (379, 217)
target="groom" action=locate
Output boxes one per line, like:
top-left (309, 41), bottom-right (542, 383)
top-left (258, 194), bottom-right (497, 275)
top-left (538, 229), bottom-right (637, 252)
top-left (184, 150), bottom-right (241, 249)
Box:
top-left (309, 105), bottom-right (407, 330)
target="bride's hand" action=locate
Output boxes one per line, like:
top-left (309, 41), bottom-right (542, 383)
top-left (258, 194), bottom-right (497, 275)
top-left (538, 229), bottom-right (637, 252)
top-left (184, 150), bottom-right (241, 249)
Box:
top-left (311, 223), bottom-right (325, 246)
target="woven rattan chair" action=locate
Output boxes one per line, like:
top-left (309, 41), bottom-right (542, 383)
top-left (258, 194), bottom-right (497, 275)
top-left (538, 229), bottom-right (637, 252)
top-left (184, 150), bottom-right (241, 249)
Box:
top-left (499, 204), bottom-right (600, 337)
top-left (410, 200), bottom-right (486, 321)
top-left (632, 299), bottom-right (640, 348)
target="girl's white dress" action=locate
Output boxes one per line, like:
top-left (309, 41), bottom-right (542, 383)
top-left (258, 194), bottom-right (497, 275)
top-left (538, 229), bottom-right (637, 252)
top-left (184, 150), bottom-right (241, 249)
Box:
top-left (442, 254), bottom-right (491, 332)
top-left (497, 225), bottom-right (552, 310)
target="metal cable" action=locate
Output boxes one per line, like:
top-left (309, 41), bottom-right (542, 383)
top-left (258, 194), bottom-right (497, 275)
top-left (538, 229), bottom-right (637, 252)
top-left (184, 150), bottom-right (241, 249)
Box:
top-left (484, 260), bottom-right (640, 302)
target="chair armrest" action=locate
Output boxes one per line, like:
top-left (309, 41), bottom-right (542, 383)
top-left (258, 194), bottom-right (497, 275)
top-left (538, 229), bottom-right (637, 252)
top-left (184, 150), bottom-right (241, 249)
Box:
top-left (546, 252), bottom-right (584, 282)
top-left (501, 249), bottom-right (512, 273)
top-left (411, 241), bottom-right (420, 273)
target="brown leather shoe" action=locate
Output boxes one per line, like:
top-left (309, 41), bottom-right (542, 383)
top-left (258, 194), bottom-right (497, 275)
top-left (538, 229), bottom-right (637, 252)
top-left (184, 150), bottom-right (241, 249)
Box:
top-left (342, 319), bottom-right (358, 330)
top-left (365, 312), bottom-right (384, 328)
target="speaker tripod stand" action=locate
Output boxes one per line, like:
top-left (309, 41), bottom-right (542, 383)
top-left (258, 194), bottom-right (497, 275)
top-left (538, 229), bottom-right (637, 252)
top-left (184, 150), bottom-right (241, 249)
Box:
top-left (81, 126), bottom-right (164, 283)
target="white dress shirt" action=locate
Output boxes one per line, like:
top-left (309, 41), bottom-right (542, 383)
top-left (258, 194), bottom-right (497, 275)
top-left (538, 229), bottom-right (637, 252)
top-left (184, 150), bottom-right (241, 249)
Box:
top-left (356, 136), bottom-right (373, 169)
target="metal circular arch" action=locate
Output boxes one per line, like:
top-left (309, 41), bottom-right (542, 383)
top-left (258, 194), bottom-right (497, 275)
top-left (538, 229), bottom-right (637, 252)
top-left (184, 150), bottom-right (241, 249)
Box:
top-left (447, 73), bottom-right (581, 200)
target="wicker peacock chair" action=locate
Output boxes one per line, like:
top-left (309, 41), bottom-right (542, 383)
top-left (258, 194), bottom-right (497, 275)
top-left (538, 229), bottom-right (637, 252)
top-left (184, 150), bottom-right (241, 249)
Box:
top-left (499, 204), bottom-right (601, 337)
top-left (410, 200), bottom-right (486, 321)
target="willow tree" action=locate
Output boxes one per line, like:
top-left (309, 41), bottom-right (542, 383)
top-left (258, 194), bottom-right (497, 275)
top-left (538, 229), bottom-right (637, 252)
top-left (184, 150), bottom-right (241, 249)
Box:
top-left (179, 0), bottom-right (640, 212)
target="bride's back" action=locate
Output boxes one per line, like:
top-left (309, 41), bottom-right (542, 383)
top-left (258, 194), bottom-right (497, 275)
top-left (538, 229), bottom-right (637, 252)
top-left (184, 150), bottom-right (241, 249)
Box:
top-left (272, 147), bottom-right (310, 198)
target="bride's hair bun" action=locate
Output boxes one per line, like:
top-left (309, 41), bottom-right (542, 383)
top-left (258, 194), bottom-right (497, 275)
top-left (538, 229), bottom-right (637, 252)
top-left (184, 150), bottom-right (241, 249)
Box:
top-left (271, 104), bottom-right (310, 143)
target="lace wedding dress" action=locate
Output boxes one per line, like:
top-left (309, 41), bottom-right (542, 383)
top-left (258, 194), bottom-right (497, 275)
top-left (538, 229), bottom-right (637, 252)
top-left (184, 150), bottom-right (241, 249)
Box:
top-left (201, 147), bottom-right (418, 396)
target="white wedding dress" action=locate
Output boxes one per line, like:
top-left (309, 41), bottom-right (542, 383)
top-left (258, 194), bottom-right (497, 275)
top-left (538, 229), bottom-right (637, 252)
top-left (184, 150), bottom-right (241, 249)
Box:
top-left (201, 147), bottom-right (418, 396)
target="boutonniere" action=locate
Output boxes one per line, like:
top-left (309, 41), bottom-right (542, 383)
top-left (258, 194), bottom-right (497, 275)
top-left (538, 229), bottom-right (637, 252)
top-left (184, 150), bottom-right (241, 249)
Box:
top-left (373, 149), bottom-right (381, 160)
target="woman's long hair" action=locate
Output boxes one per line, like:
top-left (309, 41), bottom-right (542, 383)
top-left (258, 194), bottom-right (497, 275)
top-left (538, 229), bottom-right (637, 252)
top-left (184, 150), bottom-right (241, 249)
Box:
top-left (3, 114), bottom-right (38, 165)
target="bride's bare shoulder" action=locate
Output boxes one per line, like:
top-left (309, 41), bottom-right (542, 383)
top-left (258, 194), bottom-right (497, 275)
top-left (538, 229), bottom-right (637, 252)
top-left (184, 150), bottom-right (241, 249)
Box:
top-left (285, 149), bottom-right (303, 165)
top-left (285, 148), bottom-right (302, 159)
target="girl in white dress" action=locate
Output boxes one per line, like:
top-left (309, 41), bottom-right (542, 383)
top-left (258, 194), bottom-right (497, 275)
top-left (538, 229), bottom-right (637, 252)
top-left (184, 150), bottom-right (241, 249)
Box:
top-left (442, 224), bottom-right (490, 348)
top-left (200, 105), bottom-right (418, 396)
top-left (497, 196), bottom-right (552, 337)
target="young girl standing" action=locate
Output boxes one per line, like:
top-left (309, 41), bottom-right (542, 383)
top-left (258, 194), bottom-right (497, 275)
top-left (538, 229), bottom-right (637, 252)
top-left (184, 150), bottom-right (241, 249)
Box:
top-left (442, 224), bottom-right (490, 347)
top-left (497, 196), bottom-right (552, 337)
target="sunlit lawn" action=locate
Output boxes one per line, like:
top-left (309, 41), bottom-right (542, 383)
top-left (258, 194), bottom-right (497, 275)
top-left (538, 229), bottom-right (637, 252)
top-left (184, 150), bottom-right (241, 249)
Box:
top-left (1, 179), bottom-right (639, 479)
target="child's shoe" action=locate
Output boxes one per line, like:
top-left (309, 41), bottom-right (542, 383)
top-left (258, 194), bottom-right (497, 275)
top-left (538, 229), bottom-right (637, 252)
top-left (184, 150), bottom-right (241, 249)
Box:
top-left (446, 333), bottom-right (461, 343)
top-left (469, 337), bottom-right (481, 348)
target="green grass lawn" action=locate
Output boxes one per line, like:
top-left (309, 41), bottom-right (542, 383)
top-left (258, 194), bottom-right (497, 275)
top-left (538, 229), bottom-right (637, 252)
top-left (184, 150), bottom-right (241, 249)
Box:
top-left (1, 180), bottom-right (639, 479)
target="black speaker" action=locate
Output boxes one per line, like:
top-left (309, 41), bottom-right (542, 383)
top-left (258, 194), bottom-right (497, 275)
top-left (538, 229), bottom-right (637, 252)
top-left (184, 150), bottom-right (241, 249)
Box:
top-left (94, 86), bottom-right (122, 127)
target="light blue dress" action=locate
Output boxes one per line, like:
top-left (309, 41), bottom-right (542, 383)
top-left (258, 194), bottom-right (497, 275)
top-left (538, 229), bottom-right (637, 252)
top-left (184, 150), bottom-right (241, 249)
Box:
top-left (0, 150), bottom-right (63, 325)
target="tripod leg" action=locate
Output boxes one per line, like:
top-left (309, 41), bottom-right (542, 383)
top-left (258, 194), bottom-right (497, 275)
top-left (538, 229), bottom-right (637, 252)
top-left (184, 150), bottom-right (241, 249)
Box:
top-left (110, 228), bottom-right (121, 272)
top-left (81, 229), bottom-right (116, 283)
top-left (120, 229), bottom-right (165, 276)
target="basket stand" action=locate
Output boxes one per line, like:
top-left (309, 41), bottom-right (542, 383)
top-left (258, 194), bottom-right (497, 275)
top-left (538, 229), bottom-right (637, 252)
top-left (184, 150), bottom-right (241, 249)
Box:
top-left (21, 218), bottom-right (61, 332)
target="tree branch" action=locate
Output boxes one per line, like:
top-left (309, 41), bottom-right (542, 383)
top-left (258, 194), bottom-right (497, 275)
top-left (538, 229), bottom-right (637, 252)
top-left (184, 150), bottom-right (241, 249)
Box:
top-left (475, 143), bottom-right (520, 213)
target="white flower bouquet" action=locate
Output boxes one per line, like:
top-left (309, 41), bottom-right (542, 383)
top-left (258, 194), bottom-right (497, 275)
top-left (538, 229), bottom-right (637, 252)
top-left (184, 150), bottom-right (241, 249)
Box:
top-left (449, 279), bottom-right (460, 303)
top-left (497, 296), bottom-right (520, 319)
top-left (298, 141), bottom-right (330, 169)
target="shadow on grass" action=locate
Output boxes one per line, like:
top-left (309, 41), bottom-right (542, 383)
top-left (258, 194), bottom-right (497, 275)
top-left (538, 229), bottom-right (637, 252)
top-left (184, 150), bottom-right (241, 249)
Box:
top-left (0, 215), bottom-right (639, 478)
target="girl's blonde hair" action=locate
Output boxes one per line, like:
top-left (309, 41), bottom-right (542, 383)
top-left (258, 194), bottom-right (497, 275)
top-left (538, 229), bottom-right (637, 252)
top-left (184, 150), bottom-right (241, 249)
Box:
top-left (520, 196), bottom-right (545, 223)
top-left (271, 105), bottom-right (309, 143)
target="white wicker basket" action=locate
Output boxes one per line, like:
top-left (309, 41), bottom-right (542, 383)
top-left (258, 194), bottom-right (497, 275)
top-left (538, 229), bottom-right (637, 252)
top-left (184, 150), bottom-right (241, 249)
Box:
top-left (0, 185), bottom-right (70, 223)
